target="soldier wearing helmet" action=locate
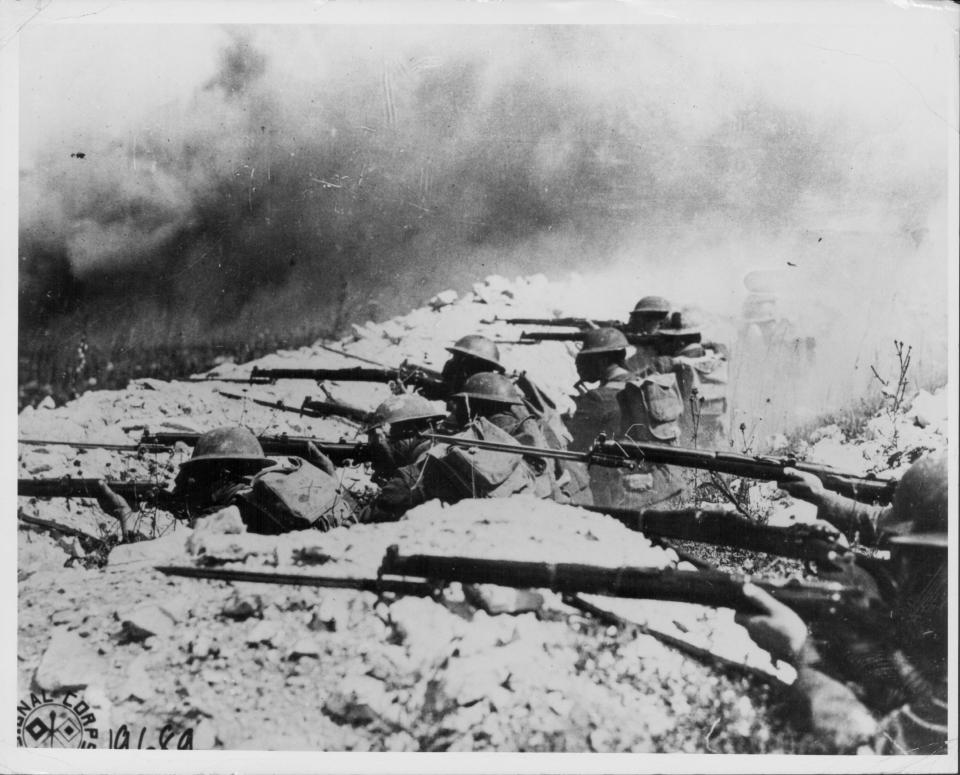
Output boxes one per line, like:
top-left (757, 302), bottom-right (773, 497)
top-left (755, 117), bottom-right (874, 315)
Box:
top-left (438, 334), bottom-right (506, 396)
top-left (164, 426), bottom-right (355, 534)
top-left (737, 452), bottom-right (949, 753)
top-left (626, 296), bottom-right (672, 335)
top-left (567, 328), bottom-right (633, 450)
top-left (95, 426), bottom-right (278, 540)
top-left (623, 296), bottom-right (684, 376)
top-left (365, 394), bottom-right (446, 482)
top-left (560, 329), bottom-right (631, 506)
top-left (362, 372), bottom-right (560, 522)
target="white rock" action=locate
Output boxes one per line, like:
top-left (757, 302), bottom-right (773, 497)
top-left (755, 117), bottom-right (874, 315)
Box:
top-left (107, 529), bottom-right (192, 568)
top-left (121, 604), bottom-right (177, 641)
top-left (323, 675), bottom-right (401, 727)
top-left (57, 535), bottom-right (86, 559)
top-left (35, 630), bottom-right (104, 692)
top-left (288, 637), bottom-right (321, 660)
top-left (119, 656), bottom-right (154, 702)
top-left (190, 634), bottom-right (217, 659)
top-left (192, 506), bottom-right (246, 535)
top-left (245, 619), bottom-right (282, 647)
top-left (158, 593), bottom-right (194, 623)
top-left (428, 290), bottom-right (458, 310)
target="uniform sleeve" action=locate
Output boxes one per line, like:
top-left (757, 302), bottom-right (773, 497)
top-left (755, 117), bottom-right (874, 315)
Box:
top-left (816, 493), bottom-right (889, 545)
top-left (566, 391), bottom-right (620, 451)
top-left (366, 462), bottom-right (427, 522)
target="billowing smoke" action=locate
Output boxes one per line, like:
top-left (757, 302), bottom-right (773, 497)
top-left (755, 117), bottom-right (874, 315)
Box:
top-left (19, 25), bottom-right (950, 425)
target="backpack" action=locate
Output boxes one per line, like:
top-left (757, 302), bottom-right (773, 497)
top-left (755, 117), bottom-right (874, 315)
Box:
top-left (617, 373), bottom-right (684, 442)
top-left (436, 417), bottom-right (538, 499)
top-left (239, 457), bottom-right (357, 534)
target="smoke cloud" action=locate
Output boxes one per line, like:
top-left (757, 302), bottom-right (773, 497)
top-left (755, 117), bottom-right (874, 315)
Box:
top-left (19, 24), bottom-right (952, 423)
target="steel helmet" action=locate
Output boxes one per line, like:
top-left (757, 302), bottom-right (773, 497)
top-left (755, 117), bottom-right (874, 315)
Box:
top-left (631, 296), bottom-right (671, 316)
top-left (453, 372), bottom-right (523, 405)
top-left (577, 327), bottom-right (629, 357)
top-left (445, 334), bottom-right (503, 371)
top-left (179, 426), bottom-right (273, 472)
top-left (885, 451), bottom-right (948, 549)
top-left (743, 270), bottom-right (783, 294)
top-left (366, 394), bottom-right (446, 432)
top-left (741, 294), bottom-right (777, 323)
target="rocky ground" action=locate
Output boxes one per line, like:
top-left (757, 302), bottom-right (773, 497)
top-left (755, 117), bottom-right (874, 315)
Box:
top-left (17, 275), bottom-right (949, 752)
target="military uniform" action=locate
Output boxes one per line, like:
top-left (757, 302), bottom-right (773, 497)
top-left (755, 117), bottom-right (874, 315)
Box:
top-left (363, 373), bottom-right (561, 522)
top-left (171, 427), bottom-right (357, 534)
top-left (566, 363), bottom-right (632, 506)
top-left (771, 452), bottom-right (948, 753)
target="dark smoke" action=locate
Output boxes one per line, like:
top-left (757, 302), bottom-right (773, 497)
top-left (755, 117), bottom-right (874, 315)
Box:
top-left (19, 26), bottom-right (948, 404)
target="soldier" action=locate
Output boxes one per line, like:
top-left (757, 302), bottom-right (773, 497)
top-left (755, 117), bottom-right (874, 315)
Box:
top-left (624, 295), bottom-right (672, 335)
top-left (737, 452), bottom-right (948, 753)
top-left (364, 394), bottom-right (446, 483)
top-left (567, 328), bottom-right (633, 444)
top-left (436, 334), bottom-right (506, 396)
top-left (622, 296), bottom-right (669, 374)
top-left (434, 333), bottom-right (571, 452)
top-left (100, 426), bottom-right (357, 535)
top-left (362, 372), bottom-right (560, 522)
top-left (662, 308), bottom-right (730, 446)
top-left (563, 328), bottom-right (633, 506)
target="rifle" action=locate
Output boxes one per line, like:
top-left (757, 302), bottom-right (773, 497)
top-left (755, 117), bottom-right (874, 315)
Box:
top-left (585, 505), bottom-right (887, 577)
top-left (420, 433), bottom-right (897, 504)
top-left (19, 433), bottom-right (373, 466)
top-left (248, 363), bottom-right (445, 392)
top-left (492, 316), bottom-right (623, 330)
top-left (216, 390), bottom-right (328, 417)
top-left (157, 544), bottom-right (889, 630)
top-left (519, 329), bottom-right (703, 350)
top-left (18, 477), bottom-right (176, 508)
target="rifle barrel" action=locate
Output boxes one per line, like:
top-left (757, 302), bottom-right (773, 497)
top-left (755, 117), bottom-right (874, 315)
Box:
top-left (156, 565), bottom-right (434, 597)
top-left (421, 433), bottom-right (586, 463)
top-left (503, 317), bottom-right (623, 329)
top-left (19, 438), bottom-right (144, 452)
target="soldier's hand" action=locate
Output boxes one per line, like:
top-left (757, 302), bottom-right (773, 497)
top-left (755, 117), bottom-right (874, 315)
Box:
top-left (95, 480), bottom-right (132, 519)
top-left (305, 442), bottom-right (336, 476)
top-left (779, 467), bottom-right (826, 503)
top-left (735, 582), bottom-right (808, 664)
